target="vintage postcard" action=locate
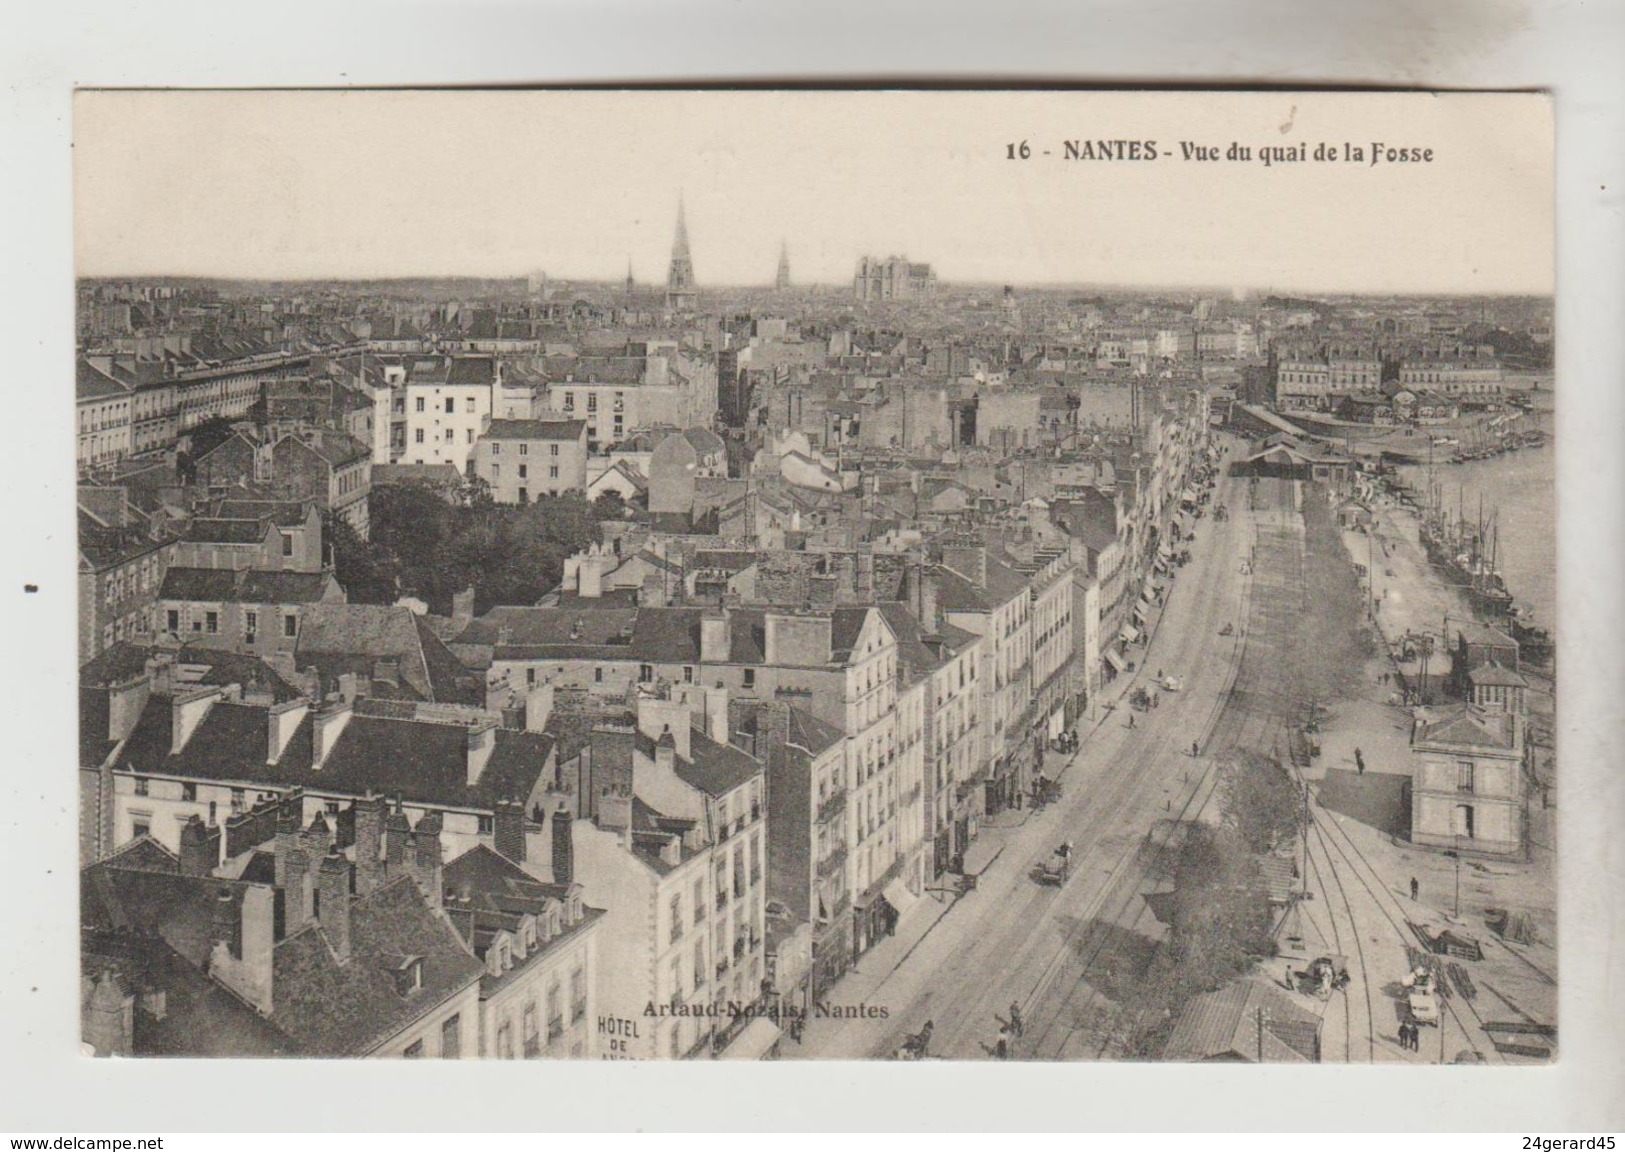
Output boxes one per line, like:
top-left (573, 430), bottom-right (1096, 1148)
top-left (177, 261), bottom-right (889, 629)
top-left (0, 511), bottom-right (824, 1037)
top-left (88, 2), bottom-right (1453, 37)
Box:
top-left (73, 89), bottom-right (1555, 1064)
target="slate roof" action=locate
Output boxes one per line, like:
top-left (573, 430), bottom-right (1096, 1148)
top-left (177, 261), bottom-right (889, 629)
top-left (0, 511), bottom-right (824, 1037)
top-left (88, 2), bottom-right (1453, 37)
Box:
top-left (1415, 706), bottom-right (1519, 752)
top-left (454, 606), bottom-right (704, 665)
top-left (878, 601), bottom-right (947, 682)
top-left (116, 697), bottom-right (554, 812)
top-left (483, 418), bottom-right (587, 441)
top-left (209, 499), bottom-right (309, 528)
top-left (674, 729), bottom-right (763, 797)
top-left (1467, 661), bottom-right (1528, 688)
top-left (182, 518), bottom-right (273, 545)
top-left (80, 642), bottom-right (301, 699)
top-left (268, 874), bottom-right (483, 1055)
top-left (79, 513), bottom-right (170, 571)
top-left (294, 605), bottom-right (479, 704)
top-left (440, 846), bottom-right (604, 996)
top-left (159, 567), bottom-right (335, 605)
top-left (446, 357), bottom-right (496, 387)
top-left (82, 932), bottom-right (295, 1057)
top-left (932, 564), bottom-right (990, 613)
top-left (77, 358), bottom-right (131, 402)
top-left (786, 705), bottom-right (844, 757)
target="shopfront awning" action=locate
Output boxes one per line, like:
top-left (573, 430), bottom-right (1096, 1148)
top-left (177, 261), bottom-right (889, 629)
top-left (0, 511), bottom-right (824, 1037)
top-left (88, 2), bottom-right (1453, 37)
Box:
top-left (1104, 647), bottom-right (1127, 673)
top-left (718, 1016), bottom-right (782, 1061)
top-left (1119, 624), bottom-right (1140, 644)
top-left (1132, 604), bottom-right (1150, 624)
top-left (882, 878), bottom-right (920, 919)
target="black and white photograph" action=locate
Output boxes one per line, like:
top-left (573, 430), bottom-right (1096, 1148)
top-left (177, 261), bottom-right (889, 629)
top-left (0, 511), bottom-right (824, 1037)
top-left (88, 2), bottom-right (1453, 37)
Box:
top-left (69, 89), bottom-right (1562, 1067)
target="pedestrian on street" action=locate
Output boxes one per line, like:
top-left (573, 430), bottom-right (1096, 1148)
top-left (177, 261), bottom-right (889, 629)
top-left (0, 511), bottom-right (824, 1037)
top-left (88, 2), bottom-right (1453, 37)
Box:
top-left (1192, 740), bottom-right (1200, 758)
top-left (1399, 1022), bottom-right (1411, 1050)
top-left (1355, 747), bottom-right (1365, 775)
top-left (1410, 876), bottom-right (1420, 901)
top-left (994, 1034), bottom-right (1009, 1060)
top-left (1008, 1002), bottom-right (1023, 1038)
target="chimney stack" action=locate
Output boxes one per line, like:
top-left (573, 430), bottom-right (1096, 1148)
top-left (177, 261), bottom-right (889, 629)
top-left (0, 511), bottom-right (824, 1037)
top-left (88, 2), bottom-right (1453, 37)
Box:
top-left (266, 698), bottom-right (309, 764)
top-left (353, 793), bottom-right (387, 896)
top-left (494, 800), bottom-right (527, 863)
top-left (178, 815), bottom-right (219, 877)
top-left (170, 685), bottom-right (225, 755)
top-left (551, 808), bottom-right (574, 885)
top-left (410, 811), bottom-right (444, 909)
top-left (273, 791), bottom-right (303, 889)
top-left (467, 719), bottom-right (497, 786)
top-left (384, 803), bottom-right (411, 875)
top-left (317, 851), bottom-right (352, 963)
top-left (107, 671), bottom-right (152, 745)
top-left (655, 726), bottom-right (677, 775)
top-left (310, 701), bottom-right (353, 770)
top-left (700, 610), bottom-right (729, 664)
top-left (284, 849), bottom-right (314, 934)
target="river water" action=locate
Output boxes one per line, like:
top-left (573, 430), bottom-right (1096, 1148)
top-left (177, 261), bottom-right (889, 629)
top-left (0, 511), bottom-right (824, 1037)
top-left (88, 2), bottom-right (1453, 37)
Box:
top-left (1398, 438), bottom-right (1556, 630)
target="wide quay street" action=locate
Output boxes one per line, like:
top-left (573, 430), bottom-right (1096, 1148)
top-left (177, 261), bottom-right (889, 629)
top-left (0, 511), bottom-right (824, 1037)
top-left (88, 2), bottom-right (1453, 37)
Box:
top-left (797, 461), bottom-right (1358, 1061)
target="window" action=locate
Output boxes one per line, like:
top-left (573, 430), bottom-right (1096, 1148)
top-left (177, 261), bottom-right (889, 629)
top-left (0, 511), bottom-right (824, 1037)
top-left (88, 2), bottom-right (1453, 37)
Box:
top-left (562, 392), bottom-right (574, 411)
top-left (683, 666), bottom-right (694, 684)
top-left (282, 533), bottom-right (294, 557)
top-left (742, 669), bottom-right (755, 689)
top-left (670, 1026), bottom-right (682, 1059)
top-left (467, 396), bottom-right (476, 412)
top-left (440, 1014), bottom-right (461, 1058)
top-left (594, 666), bottom-right (603, 683)
top-left (415, 397), bottom-right (425, 413)
top-left (131, 817), bottom-right (151, 840)
top-left (549, 465), bottom-right (559, 479)
top-left (133, 777), bottom-right (149, 797)
top-left (1456, 762), bottom-right (1475, 793)
top-left (205, 611), bottom-right (219, 634)
top-left (522, 1002), bottom-right (540, 1057)
top-left (403, 1040), bottom-right (424, 1058)
top-left (444, 429), bottom-right (455, 443)
top-left (518, 464), bottom-right (527, 479)
top-left (586, 395), bottom-right (597, 412)
top-left (546, 985), bottom-right (564, 1040)
top-left (639, 664), bottom-right (653, 683)
top-left (670, 894), bottom-right (683, 942)
top-left (467, 429), bottom-right (474, 443)
top-left (693, 879), bottom-right (706, 926)
top-left (492, 442), bottom-right (501, 455)
top-left (519, 443), bottom-right (529, 456)
top-left (694, 940), bottom-right (706, 990)
top-left (496, 1022), bottom-right (512, 1059)
top-left (283, 614), bottom-right (297, 638)
top-left (570, 968), bottom-right (586, 1022)
top-left (230, 787), bottom-right (245, 813)
top-left (549, 443), bottom-right (559, 456)
top-left (166, 609), bottom-right (179, 633)
top-left (491, 463), bottom-right (500, 478)
top-left (445, 397), bottom-right (455, 413)
top-left (415, 428), bottom-right (425, 444)
top-left (182, 782), bottom-right (197, 803)
top-left (517, 488), bottom-right (527, 504)
top-left (477, 814), bottom-right (495, 835)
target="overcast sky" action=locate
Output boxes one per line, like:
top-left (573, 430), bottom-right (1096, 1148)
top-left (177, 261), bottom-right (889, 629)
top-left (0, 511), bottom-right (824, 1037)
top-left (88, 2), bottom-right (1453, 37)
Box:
top-left (75, 90), bottom-right (1553, 294)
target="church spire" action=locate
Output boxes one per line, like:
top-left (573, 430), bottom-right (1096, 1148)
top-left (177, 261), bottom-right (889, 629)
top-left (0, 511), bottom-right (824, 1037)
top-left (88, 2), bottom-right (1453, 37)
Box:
top-left (666, 194), bottom-right (697, 313)
top-left (776, 240), bottom-right (791, 290)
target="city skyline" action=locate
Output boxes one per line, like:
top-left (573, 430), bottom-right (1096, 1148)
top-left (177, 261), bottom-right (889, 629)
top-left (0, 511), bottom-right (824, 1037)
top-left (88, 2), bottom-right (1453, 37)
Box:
top-left (75, 90), bottom-right (1553, 294)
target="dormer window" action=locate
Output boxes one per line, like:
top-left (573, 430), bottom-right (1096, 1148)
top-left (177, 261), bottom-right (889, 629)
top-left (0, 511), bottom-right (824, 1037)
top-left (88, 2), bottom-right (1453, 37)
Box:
top-left (391, 955), bottom-right (425, 996)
